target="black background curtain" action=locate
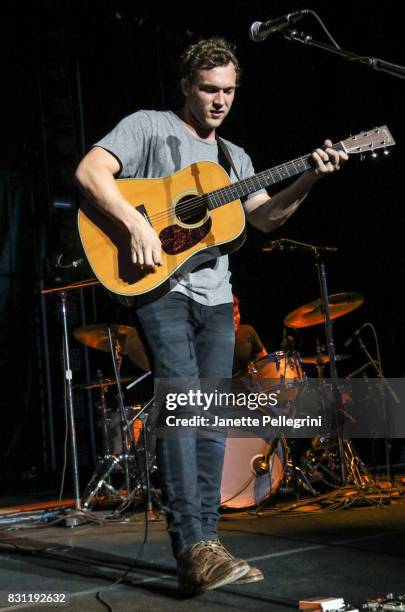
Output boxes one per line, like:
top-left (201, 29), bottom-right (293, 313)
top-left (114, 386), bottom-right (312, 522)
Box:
top-left (1, 0), bottom-right (405, 498)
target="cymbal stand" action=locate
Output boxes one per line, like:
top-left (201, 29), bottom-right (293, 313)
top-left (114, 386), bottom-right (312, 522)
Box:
top-left (109, 333), bottom-right (132, 497)
top-left (301, 343), bottom-right (372, 490)
top-left (111, 395), bottom-right (162, 518)
top-left (82, 341), bottom-right (150, 510)
top-left (96, 370), bottom-right (111, 459)
top-left (83, 333), bottom-right (132, 509)
top-left (351, 328), bottom-right (400, 484)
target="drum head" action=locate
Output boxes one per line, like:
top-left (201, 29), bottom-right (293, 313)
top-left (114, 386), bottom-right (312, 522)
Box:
top-left (251, 351), bottom-right (303, 382)
top-left (220, 431), bottom-right (286, 509)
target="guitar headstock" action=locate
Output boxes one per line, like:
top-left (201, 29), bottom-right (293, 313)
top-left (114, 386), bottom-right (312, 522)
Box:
top-left (341, 126), bottom-right (395, 156)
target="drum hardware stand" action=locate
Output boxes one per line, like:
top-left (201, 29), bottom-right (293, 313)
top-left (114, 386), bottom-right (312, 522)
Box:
top-left (82, 365), bottom-right (156, 512)
top-left (107, 330), bottom-right (133, 498)
top-left (96, 370), bottom-right (112, 460)
top-left (109, 395), bottom-right (162, 518)
top-left (281, 441), bottom-right (318, 497)
top-left (302, 345), bottom-right (372, 490)
top-left (82, 334), bottom-right (140, 510)
top-left (89, 370), bottom-right (153, 503)
top-left (350, 328), bottom-right (400, 485)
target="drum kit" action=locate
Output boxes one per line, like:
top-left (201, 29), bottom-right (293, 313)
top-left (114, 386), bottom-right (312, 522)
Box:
top-left (220, 290), bottom-right (371, 511)
top-left (70, 290), bottom-right (370, 514)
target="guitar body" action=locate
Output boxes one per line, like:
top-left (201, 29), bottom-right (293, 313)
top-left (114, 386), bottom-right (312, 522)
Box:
top-left (78, 160), bottom-right (246, 305)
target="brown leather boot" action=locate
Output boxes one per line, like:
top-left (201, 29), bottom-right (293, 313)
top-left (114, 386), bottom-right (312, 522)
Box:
top-left (177, 540), bottom-right (249, 595)
top-left (204, 540), bottom-right (264, 584)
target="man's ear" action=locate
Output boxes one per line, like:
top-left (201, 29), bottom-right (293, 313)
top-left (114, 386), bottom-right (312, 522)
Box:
top-left (180, 78), bottom-right (191, 96)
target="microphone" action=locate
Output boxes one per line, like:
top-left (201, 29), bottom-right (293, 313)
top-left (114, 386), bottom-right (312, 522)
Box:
top-left (72, 258), bottom-right (84, 268)
top-left (249, 11), bottom-right (307, 42)
top-left (54, 253), bottom-right (84, 269)
top-left (344, 324), bottom-right (367, 348)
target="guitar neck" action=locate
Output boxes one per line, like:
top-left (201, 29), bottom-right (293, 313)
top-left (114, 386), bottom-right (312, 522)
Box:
top-left (208, 142), bottom-right (345, 210)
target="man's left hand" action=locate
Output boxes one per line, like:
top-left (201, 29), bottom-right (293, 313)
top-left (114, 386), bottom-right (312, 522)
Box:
top-left (311, 139), bottom-right (348, 178)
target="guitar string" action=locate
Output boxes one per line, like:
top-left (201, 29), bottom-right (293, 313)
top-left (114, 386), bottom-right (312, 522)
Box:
top-left (144, 145), bottom-right (341, 227)
top-left (159, 135), bottom-right (387, 225)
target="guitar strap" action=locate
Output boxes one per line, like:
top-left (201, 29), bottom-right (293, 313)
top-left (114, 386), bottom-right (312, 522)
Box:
top-left (188, 136), bottom-right (241, 274)
top-left (216, 135), bottom-right (241, 180)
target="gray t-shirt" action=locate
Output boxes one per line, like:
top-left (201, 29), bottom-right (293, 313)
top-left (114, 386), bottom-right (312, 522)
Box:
top-left (95, 110), bottom-right (262, 306)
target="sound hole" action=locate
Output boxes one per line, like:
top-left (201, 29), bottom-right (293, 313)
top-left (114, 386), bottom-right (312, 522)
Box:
top-left (175, 194), bottom-right (207, 225)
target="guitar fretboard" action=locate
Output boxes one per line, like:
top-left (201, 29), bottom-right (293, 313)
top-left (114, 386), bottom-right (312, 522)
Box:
top-left (207, 143), bottom-right (344, 209)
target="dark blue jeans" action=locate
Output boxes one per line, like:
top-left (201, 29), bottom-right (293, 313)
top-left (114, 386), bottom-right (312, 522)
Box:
top-left (136, 292), bottom-right (234, 556)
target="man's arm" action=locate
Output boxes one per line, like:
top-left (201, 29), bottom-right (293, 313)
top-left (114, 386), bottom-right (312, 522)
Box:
top-left (244, 140), bottom-right (348, 233)
top-left (75, 146), bottom-right (162, 266)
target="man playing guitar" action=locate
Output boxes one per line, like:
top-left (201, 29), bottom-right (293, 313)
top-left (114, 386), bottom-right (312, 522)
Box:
top-left (75, 37), bottom-right (347, 594)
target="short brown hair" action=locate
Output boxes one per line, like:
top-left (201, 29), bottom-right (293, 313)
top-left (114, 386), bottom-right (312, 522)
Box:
top-left (180, 37), bottom-right (241, 85)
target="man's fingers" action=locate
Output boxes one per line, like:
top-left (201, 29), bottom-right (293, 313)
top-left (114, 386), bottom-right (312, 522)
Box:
top-left (136, 249), bottom-right (145, 266)
top-left (311, 140), bottom-right (349, 178)
top-left (144, 247), bottom-right (157, 267)
top-left (152, 244), bottom-right (162, 266)
top-left (313, 150), bottom-right (331, 171)
top-left (131, 245), bottom-right (162, 268)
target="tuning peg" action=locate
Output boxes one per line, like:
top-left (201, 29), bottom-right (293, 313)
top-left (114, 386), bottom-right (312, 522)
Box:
top-left (371, 151), bottom-right (378, 158)
top-left (383, 148), bottom-right (390, 155)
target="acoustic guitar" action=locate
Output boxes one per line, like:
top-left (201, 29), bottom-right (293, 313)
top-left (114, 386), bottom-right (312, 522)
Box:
top-left (78, 126), bottom-right (395, 305)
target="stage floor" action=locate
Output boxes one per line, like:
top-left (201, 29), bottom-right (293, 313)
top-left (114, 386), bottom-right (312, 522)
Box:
top-left (0, 493), bottom-right (405, 611)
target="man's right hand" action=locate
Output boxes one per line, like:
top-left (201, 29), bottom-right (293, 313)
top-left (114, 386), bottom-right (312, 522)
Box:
top-left (75, 146), bottom-right (162, 267)
top-left (128, 213), bottom-right (162, 267)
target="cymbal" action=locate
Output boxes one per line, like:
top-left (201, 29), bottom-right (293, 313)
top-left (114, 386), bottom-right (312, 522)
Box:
top-left (284, 292), bottom-right (364, 328)
top-left (74, 375), bottom-right (136, 391)
top-left (301, 353), bottom-right (351, 365)
top-left (73, 324), bottom-right (150, 371)
top-left (124, 327), bottom-right (151, 372)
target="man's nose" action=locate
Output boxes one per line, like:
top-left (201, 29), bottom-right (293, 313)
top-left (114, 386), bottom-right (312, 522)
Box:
top-left (213, 90), bottom-right (225, 106)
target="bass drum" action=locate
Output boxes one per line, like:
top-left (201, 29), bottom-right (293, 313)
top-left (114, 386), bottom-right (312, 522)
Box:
top-left (220, 432), bottom-right (286, 509)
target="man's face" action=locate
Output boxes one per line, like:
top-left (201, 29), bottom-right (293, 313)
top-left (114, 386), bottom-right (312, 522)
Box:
top-left (181, 62), bottom-right (237, 133)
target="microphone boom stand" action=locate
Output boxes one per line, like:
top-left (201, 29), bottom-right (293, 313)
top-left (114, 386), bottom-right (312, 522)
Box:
top-left (283, 28), bottom-right (405, 81)
top-left (269, 239), bottom-right (348, 483)
top-left (314, 249), bottom-right (347, 483)
top-left (58, 291), bottom-right (94, 526)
